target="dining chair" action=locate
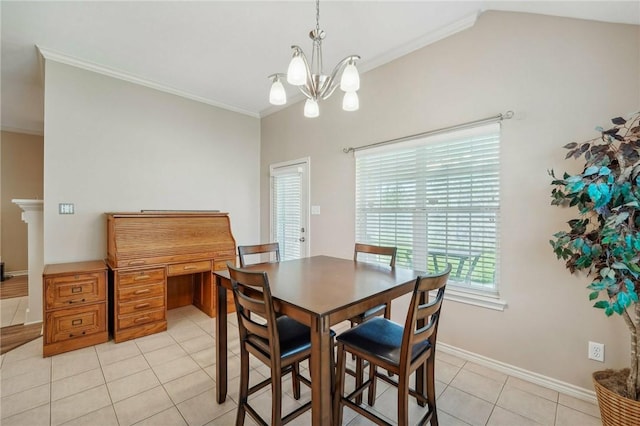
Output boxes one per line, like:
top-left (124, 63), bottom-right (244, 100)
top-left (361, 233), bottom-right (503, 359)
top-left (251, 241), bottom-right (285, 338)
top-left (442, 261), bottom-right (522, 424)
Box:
top-left (333, 264), bottom-right (452, 426)
top-left (238, 242), bottom-right (281, 267)
top-left (351, 243), bottom-right (397, 324)
top-left (349, 243), bottom-right (397, 401)
top-left (227, 263), bottom-right (334, 425)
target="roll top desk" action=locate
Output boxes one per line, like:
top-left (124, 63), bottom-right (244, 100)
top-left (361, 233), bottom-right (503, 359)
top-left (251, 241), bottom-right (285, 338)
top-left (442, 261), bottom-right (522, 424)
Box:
top-left (106, 212), bottom-right (236, 342)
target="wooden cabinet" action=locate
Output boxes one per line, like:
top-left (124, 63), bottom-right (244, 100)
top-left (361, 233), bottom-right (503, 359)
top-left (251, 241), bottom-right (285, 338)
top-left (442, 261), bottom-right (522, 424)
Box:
top-left (107, 212), bottom-right (236, 343)
top-left (43, 260), bottom-right (108, 357)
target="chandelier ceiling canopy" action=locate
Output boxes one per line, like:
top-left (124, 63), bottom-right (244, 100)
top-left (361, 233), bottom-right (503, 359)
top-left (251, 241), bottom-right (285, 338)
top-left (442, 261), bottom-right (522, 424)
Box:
top-left (268, 0), bottom-right (361, 118)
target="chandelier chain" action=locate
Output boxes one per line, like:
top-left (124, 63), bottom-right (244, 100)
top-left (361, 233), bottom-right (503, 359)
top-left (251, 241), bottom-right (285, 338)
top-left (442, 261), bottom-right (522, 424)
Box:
top-left (315, 0), bottom-right (320, 34)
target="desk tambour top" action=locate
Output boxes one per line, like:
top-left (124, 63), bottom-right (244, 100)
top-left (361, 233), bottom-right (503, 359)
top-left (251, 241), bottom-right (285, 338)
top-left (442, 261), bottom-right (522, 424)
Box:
top-left (106, 212), bottom-right (236, 269)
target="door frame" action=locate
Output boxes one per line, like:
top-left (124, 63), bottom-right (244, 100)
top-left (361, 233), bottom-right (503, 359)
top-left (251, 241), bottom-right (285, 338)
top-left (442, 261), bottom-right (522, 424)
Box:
top-left (269, 157), bottom-right (311, 258)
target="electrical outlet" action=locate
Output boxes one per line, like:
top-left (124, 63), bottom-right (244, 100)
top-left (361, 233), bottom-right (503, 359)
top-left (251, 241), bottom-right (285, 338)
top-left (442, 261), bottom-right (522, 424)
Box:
top-left (589, 341), bottom-right (605, 362)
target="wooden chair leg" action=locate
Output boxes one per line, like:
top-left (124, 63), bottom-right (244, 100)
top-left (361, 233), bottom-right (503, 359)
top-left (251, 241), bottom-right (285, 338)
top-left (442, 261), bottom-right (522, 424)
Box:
top-left (397, 373), bottom-right (409, 426)
top-left (416, 361), bottom-right (427, 407)
top-left (333, 343), bottom-right (347, 426)
top-left (355, 356), bottom-right (364, 405)
top-left (272, 368), bottom-right (283, 426)
top-left (426, 357), bottom-right (438, 426)
top-left (291, 362), bottom-right (301, 400)
top-left (236, 348), bottom-right (249, 426)
top-left (367, 363), bottom-right (377, 406)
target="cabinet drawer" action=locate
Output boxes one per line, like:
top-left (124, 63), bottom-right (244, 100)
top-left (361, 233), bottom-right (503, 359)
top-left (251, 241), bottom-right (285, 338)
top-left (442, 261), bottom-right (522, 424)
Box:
top-left (117, 268), bottom-right (165, 287)
top-left (45, 272), bottom-right (106, 310)
top-left (118, 309), bottom-right (165, 330)
top-left (119, 296), bottom-right (164, 315)
top-left (118, 282), bottom-right (164, 302)
top-left (167, 260), bottom-right (211, 276)
top-left (46, 303), bottom-right (106, 343)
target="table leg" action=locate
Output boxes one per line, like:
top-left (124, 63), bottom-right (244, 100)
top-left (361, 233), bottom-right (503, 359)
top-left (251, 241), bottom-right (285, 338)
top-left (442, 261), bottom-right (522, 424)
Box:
top-left (310, 315), bottom-right (333, 426)
top-left (215, 276), bottom-right (228, 403)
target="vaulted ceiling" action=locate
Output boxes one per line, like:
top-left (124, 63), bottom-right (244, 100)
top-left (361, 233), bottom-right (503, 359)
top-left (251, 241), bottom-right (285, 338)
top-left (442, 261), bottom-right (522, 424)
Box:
top-left (2, 1), bottom-right (639, 134)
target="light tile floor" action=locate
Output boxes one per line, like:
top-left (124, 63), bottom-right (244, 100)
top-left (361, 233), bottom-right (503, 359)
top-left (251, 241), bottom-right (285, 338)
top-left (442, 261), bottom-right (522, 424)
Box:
top-left (0, 305), bottom-right (601, 425)
top-left (0, 296), bottom-right (28, 327)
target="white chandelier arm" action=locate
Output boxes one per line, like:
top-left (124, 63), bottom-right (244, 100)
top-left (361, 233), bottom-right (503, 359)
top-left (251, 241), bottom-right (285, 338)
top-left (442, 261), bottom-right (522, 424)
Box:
top-left (318, 54), bottom-right (360, 100)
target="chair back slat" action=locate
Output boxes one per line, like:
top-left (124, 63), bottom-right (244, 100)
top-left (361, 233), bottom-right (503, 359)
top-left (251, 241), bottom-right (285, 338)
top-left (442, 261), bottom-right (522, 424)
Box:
top-left (354, 243), bottom-right (397, 267)
top-left (401, 264), bottom-right (451, 368)
top-left (227, 263), bottom-right (280, 355)
top-left (238, 243), bottom-right (281, 267)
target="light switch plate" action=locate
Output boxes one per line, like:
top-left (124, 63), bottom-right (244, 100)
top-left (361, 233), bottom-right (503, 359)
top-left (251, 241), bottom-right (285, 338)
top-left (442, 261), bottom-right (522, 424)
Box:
top-left (59, 203), bottom-right (75, 214)
top-left (311, 205), bottom-right (321, 215)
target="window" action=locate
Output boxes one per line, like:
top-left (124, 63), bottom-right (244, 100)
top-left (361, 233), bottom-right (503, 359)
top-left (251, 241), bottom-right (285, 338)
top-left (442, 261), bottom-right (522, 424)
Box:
top-left (270, 159), bottom-right (309, 260)
top-left (355, 123), bottom-right (504, 306)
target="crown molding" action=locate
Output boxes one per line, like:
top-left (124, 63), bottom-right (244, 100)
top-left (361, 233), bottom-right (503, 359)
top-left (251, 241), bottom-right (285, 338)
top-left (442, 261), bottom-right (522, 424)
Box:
top-left (36, 46), bottom-right (260, 119)
top-left (359, 11), bottom-right (479, 75)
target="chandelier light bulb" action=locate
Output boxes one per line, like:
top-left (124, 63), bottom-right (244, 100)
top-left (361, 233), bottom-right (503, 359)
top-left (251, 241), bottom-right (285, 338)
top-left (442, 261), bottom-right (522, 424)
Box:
top-left (342, 91), bottom-right (359, 112)
top-left (340, 62), bottom-right (360, 92)
top-left (287, 55), bottom-right (307, 86)
top-left (304, 98), bottom-right (320, 118)
top-left (269, 79), bottom-right (287, 105)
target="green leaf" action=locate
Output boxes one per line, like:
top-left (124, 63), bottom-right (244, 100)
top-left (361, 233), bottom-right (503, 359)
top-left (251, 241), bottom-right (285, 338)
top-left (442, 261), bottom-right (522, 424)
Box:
top-left (589, 291), bottom-right (599, 300)
top-left (611, 262), bottom-right (629, 270)
top-left (593, 300), bottom-right (609, 309)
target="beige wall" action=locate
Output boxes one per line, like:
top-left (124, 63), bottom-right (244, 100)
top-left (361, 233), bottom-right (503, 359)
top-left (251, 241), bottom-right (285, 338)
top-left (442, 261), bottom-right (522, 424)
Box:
top-left (0, 131), bottom-right (44, 272)
top-left (43, 61), bottom-right (261, 264)
top-left (261, 11), bottom-right (640, 391)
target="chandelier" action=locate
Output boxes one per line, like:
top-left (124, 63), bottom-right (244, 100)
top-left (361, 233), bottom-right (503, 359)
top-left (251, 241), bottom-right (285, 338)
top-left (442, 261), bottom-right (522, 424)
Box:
top-left (268, 0), bottom-right (361, 118)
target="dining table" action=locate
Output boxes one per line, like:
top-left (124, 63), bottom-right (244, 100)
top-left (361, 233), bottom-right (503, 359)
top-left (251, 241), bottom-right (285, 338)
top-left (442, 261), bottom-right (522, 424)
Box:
top-left (213, 255), bottom-right (421, 426)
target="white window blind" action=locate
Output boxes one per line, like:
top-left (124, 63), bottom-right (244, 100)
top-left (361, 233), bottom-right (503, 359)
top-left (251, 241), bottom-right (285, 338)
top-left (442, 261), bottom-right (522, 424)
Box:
top-left (355, 123), bottom-right (500, 294)
top-left (271, 168), bottom-right (302, 261)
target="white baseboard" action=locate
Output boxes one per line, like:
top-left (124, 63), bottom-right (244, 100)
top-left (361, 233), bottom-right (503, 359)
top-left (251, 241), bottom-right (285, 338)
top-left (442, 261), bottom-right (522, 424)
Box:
top-left (4, 270), bottom-right (27, 277)
top-left (438, 342), bottom-right (597, 404)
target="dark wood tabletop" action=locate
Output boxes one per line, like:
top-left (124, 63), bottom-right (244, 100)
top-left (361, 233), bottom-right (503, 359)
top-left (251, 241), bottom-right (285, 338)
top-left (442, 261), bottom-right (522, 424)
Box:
top-left (214, 255), bottom-right (420, 425)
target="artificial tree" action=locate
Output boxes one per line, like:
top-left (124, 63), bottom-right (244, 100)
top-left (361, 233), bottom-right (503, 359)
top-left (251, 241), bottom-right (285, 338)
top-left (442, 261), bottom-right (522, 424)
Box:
top-left (549, 111), bottom-right (640, 400)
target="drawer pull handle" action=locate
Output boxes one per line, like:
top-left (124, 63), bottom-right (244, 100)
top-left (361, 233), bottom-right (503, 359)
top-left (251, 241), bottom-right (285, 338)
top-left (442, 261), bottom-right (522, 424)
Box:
top-left (129, 261), bottom-right (145, 266)
top-left (135, 303), bottom-right (150, 309)
top-left (134, 317), bottom-right (150, 323)
top-left (134, 289), bottom-right (151, 295)
top-left (68, 299), bottom-right (86, 304)
top-left (134, 275), bottom-right (151, 281)
top-left (69, 331), bottom-right (87, 338)
top-left (183, 265), bottom-right (197, 270)
top-left (71, 286), bottom-right (83, 293)
top-left (72, 319), bottom-right (83, 326)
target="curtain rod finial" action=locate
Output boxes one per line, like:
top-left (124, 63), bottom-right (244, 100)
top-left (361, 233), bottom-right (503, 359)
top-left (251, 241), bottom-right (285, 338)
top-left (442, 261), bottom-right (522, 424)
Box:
top-left (343, 147), bottom-right (354, 154)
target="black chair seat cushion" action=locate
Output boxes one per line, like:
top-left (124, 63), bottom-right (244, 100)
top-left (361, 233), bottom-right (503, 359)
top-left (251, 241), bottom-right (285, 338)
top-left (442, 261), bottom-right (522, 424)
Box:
top-left (248, 315), bottom-right (335, 359)
top-left (352, 303), bottom-right (386, 322)
top-left (337, 317), bottom-right (430, 366)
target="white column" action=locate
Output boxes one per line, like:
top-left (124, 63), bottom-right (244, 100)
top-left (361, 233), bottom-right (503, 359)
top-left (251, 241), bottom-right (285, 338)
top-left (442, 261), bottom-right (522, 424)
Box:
top-left (12, 199), bottom-right (44, 324)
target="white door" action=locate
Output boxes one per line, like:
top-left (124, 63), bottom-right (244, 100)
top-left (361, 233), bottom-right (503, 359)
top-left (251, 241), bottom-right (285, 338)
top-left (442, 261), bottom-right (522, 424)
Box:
top-left (270, 158), bottom-right (309, 260)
